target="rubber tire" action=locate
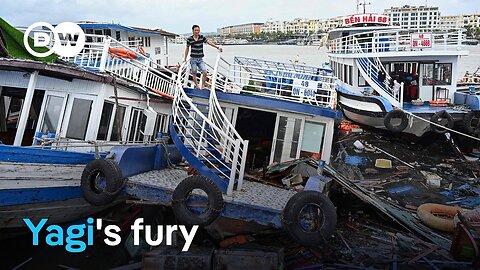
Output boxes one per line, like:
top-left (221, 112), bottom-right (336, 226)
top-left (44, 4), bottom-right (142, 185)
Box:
top-left (172, 175), bottom-right (224, 226)
top-left (81, 159), bottom-right (124, 206)
top-left (463, 111), bottom-right (480, 135)
top-left (384, 109), bottom-right (409, 133)
top-left (430, 110), bottom-right (454, 134)
top-left (282, 191), bottom-right (337, 247)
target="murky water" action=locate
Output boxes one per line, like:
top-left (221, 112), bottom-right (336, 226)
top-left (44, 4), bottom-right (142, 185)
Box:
top-left (168, 43), bottom-right (480, 77)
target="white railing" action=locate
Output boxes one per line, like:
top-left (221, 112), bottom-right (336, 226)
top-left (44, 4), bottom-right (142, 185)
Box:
top-left (353, 38), bottom-right (404, 107)
top-left (62, 35), bottom-right (177, 98)
top-left (209, 53), bottom-right (249, 192)
top-left (19, 27), bottom-right (177, 99)
top-left (329, 28), bottom-right (465, 54)
top-left (208, 56), bottom-right (337, 109)
top-left (172, 57), bottom-right (246, 195)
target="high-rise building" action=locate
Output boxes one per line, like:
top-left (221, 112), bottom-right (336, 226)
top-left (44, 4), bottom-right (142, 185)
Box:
top-left (384, 5), bottom-right (440, 30)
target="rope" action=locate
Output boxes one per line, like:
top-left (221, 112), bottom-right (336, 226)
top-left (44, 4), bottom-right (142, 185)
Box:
top-left (400, 108), bottom-right (480, 142)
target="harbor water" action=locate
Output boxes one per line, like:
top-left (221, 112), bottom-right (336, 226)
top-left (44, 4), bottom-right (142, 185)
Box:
top-left (168, 43), bottom-right (480, 77)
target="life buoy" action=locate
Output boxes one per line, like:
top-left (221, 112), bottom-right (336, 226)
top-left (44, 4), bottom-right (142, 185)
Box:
top-left (282, 191), bottom-right (337, 247)
top-left (149, 88), bottom-right (174, 99)
top-left (463, 111), bottom-right (480, 135)
top-left (172, 175), bottom-right (224, 226)
top-left (417, 203), bottom-right (465, 232)
top-left (429, 100), bottom-right (448, 107)
top-left (80, 159), bottom-right (125, 206)
top-left (384, 109), bottom-right (409, 133)
top-left (430, 110), bottom-right (454, 134)
top-left (109, 47), bottom-right (138, 59)
top-left (137, 46), bottom-right (147, 57)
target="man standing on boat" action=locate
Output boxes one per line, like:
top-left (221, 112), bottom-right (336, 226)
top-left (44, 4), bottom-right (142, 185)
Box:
top-left (184, 25), bottom-right (223, 89)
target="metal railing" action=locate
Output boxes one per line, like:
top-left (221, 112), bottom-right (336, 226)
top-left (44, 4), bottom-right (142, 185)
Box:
top-left (353, 38), bottom-right (404, 107)
top-left (19, 27), bottom-right (177, 99)
top-left (172, 57), bottom-right (247, 195)
top-left (209, 53), bottom-right (248, 192)
top-left (208, 56), bottom-right (337, 109)
top-left (62, 35), bottom-right (177, 98)
top-left (329, 28), bottom-right (465, 54)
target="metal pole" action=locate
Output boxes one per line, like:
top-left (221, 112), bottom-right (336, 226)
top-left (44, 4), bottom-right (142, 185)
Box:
top-left (14, 71), bottom-right (39, 146)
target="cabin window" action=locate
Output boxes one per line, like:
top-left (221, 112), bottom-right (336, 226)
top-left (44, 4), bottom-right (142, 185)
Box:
top-left (422, 63), bottom-right (452, 86)
top-left (115, 31), bottom-right (121, 41)
top-left (110, 105), bottom-right (126, 141)
top-left (358, 68), bottom-right (368, 87)
top-left (97, 102), bottom-right (114, 140)
top-left (300, 121), bottom-right (325, 158)
top-left (273, 116), bottom-right (302, 162)
top-left (128, 108), bottom-right (147, 142)
top-left (434, 63), bottom-right (452, 85)
top-left (41, 95), bottom-right (64, 134)
top-left (153, 113), bottom-right (169, 137)
top-left (343, 65), bottom-right (348, 85)
top-left (349, 65), bottom-right (353, 85)
top-left (66, 98), bottom-right (92, 140)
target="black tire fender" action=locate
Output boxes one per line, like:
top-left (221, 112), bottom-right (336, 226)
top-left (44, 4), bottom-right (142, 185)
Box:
top-left (384, 109), bottom-right (409, 133)
top-left (172, 175), bottom-right (224, 226)
top-left (463, 110), bottom-right (480, 135)
top-left (430, 110), bottom-right (454, 134)
top-left (81, 159), bottom-right (124, 206)
top-left (282, 191), bottom-right (337, 247)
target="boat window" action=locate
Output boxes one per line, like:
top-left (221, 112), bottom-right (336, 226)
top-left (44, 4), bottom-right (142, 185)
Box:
top-left (110, 105), bottom-right (126, 141)
top-left (136, 112), bottom-right (147, 141)
top-left (422, 63), bottom-right (452, 86)
top-left (128, 109), bottom-right (140, 142)
top-left (66, 98), bottom-right (92, 140)
top-left (153, 113), bottom-right (169, 137)
top-left (97, 102), bottom-right (114, 140)
top-left (128, 108), bottom-right (147, 142)
top-left (273, 116), bottom-right (302, 163)
top-left (0, 87), bottom-right (44, 145)
top-left (300, 121), bottom-right (325, 159)
top-left (434, 63), bottom-right (452, 86)
top-left (41, 95), bottom-right (64, 134)
top-left (358, 68), bottom-right (368, 87)
top-left (348, 66), bottom-right (353, 86)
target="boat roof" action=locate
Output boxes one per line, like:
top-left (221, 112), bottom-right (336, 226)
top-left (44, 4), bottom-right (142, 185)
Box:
top-left (328, 25), bottom-right (400, 35)
top-left (78, 22), bottom-right (178, 38)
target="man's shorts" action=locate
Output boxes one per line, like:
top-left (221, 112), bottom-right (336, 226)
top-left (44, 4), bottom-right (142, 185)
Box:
top-left (190, 57), bottom-right (207, 74)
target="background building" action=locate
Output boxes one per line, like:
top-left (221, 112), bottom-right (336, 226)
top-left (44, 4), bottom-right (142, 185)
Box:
top-left (218, 23), bottom-right (263, 36)
top-left (384, 5), bottom-right (440, 30)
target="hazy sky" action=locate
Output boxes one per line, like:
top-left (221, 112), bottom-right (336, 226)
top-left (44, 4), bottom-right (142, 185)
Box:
top-left (2, 0), bottom-right (479, 34)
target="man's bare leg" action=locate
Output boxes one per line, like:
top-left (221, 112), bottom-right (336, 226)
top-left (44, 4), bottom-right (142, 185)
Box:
top-left (192, 73), bottom-right (199, 89)
top-left (201, 72), bottom-right (207, 89)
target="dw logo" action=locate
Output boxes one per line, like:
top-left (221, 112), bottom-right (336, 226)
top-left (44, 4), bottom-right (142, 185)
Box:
top-left (23, 22), bottom-right (86, 58)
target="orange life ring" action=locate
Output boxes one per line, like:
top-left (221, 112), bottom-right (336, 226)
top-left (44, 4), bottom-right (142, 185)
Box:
top-left (137, 46), bottom-right (147, 57)
top-left (417, 203), bottom-right (465, 232)
top-left (429, 100), bottom-right (448, 107)
top-left (109, 47), bottom-right (138, 59)
top-left (150, 88), bottom-right (174, 99)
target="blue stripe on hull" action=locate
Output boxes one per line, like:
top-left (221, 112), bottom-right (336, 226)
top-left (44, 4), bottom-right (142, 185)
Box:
top-left (0, 145), bottom-right (100, 164)
top-left (0, 186), bottom-right (82, 206)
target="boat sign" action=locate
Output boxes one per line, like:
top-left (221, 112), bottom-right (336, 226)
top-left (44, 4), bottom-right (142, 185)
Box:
top-left (292, 78), bottom-right (318, 99)
top-left (410, 33), bottom-right (432, 48)
top-left (342, 14), bottom-right (390, 27)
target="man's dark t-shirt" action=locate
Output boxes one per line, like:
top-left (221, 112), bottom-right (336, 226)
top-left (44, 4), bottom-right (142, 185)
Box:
top-left (186, 35), bottom-right (208, 58)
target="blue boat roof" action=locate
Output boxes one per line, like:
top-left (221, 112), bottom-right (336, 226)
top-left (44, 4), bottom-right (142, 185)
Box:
top-left (78, 23), bottom-right (177, 37)
top-left (185, 88), bottom-right (342, 119)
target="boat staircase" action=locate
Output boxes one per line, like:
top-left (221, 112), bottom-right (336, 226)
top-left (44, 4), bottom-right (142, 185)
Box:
top-left (170, 54), bottom-right (249, 196)
top-left (353, 38), bottom-right (403, 108)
